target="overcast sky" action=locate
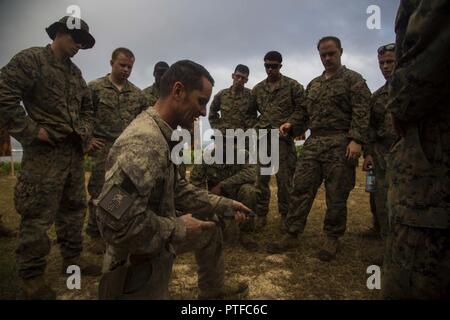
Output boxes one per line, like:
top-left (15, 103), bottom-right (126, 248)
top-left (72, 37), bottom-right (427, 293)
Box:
top-left (0, 0), bottom-right (400, 142)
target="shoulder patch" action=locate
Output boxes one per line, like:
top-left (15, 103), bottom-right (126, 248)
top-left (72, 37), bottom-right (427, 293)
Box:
top-left (98, 184), bottom-right (133, 220)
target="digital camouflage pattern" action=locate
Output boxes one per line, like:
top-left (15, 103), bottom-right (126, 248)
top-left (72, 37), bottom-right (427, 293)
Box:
top-left (208, 87), bottom-right (257, 132)
top-left (0, 45), bottom-right (93, 146)
top-left (288, 66), bottom-right (371, 143)
top-left (285, 66), bottom-right (371, 238)
top-left (190, 149), bottom-right (259, 232)
top-left (252, 75), bottom-right (304, 218)
top-left (0, 45), bottom-right (94, 279)
top-left (365, 82), bottom-right (398, 238)
top-left (382, 0), bottom-right (450, 299)
top-left (86, 75), bottom-right (147, 238)
top-left (142, 83), bottom-right (159, 107)
top-left (96, 108), bottom-right (235, 299)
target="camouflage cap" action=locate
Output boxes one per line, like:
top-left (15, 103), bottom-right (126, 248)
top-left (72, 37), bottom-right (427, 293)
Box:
top-left (45, 16), bottom-right (95, 49)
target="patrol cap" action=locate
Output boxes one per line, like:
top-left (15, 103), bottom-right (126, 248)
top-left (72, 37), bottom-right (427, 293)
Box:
top-left (46, 16), bottom-right (95, 49)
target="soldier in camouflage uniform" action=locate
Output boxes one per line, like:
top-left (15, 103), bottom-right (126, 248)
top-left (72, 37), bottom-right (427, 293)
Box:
top-left (208, 64), bottom-right (257, 133)
top-left (361, 43), bottom-right (398, 243)
top-left (190, 142), bottom-right (259, 251)
top-left (252, 51), bottom-right (304, 229)
top-left (142, 61), bottom-right (169, 106)
top-left (0, 16), bottom-right (101, 299)
top-left (96, 60), bottom-right (250, 300)
top-left (382, 0), bottom-right (450, 299)
top-left (85, 48), bottom-right (148, 254)
top-left (268, 37), bottom-right (371, 262)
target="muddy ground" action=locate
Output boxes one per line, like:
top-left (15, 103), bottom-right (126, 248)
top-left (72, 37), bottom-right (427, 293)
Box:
top-left (0, 164), bottom-right (383, 300)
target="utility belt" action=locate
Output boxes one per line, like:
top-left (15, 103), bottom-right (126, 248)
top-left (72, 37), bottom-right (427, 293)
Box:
top-left (310, 129), bottom-right (348, 137)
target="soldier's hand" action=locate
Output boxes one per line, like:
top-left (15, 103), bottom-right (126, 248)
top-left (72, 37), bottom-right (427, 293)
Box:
top-left (90, 137), bottom-right (106, 151)
top-left (210, 183), bottom-right (222, 196)
top-left (279, 123), bottom-right (292, 136)
top-left (362, 155), bottom-right (374, 171)
top-left (37, 127), bottom-right (55, 146)
top-left (180, 213), bottom-right (215, 237)
top-left (231, 200), bottom-right (251, 224)
top-left (346, 140), bottom-right (361, 160)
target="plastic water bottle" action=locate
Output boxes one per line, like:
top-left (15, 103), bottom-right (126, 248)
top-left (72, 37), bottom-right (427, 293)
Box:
top-left (365, 165), bottom-right (376, 193)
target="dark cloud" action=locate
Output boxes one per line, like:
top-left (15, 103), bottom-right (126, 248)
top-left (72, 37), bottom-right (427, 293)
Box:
top-left (1, 0), bottom-right (400, 137)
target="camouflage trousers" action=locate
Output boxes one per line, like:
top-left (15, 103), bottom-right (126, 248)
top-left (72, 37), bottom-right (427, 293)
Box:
top-left (382, 223), bottom-right (450, 299)
top-left (15, 141), bottom-right (87, 279)
top-left (100, 224), bottom-right (224, 299)
top-left (256, 135), bottom-right (297, 217)
top-left (370, 145), bottom-right (390, 239)
top-left (86, 142), bottom-right (113, 238)
top-left (286, 135), bottom-right (356, 238)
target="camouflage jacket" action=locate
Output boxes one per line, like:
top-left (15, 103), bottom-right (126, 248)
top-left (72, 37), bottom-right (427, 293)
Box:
top-left (386, 0), bottom-right (450, 228)
top-left (252, 75), bottom-right (304, 132)
top-left (142, 83), bottom-right (159, 107)
top-left (289, 66), bottom-right (371, 144)
top-left (0, 45), bottom-right (93, 146)
top-left (96, 108), bottom-right (234, 254)
top-left (190, 150), bottom-right (257, 197)
top-left (365, 82), bottom-right (398, 159)
top-left (208, 87), bottom-right (257, 132)
top-left (89, 75), bottom-right (147, 142)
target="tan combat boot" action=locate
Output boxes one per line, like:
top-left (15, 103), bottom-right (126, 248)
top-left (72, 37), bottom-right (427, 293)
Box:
top-left (318, 237), bottom-right (339, 262)
top-left (61, 255), bottom-right (102, 276)
top-left (358, 226), bottom-right (381, 239)
top-left (22, 275), bottom-right (56, 300)
top-left (88, 237), bottom-right (106, 255)
top-left (198, 280), bottom-right (249, 300)
top-left (266, 232), bottom-right (299, 254)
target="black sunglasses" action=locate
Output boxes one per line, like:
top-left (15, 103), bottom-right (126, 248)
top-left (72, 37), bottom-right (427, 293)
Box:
top-left (264, 63), bottom-right (280, 70)
top-left (378, 43), bottom-right (396, 54)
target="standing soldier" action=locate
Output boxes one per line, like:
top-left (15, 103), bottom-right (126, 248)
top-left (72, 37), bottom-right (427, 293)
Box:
top-left (268, 37), bottom-right (371, 262)
top-left (0, 16), bottom-right (101, 299)
top-left (85, 48), bottom-right (148, 254)
top-left (143, 61), bottom-right (169, 106)
top-left (96, 60), bottom-right (250, 300)
top-left (361, 44), bottom-right (397, 247)
top-left (382, 0), bottom-right (450, 299)
top-left (252, 51), bottom-right (304, 229)
top-left (208, 64), bottom-right (257, 133)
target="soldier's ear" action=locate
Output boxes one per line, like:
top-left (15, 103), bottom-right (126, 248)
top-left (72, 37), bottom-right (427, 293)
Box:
top-left (172, 81), bottom-right (185, 100)
top-left (110, 59), bottom-right (114, 67)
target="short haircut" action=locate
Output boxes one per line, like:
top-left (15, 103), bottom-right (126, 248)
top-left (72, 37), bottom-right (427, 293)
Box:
top-left (159, 60), bottom-right (214, 98)
top-left (317, 36), bottom-right (342, 50)
top-left (154, 61), bottom-right (169, 72)
top-left (111, 47), bottom-right (135, 61)
top-left (264, 51), bottom-right (282, 63)
top-left (234, 64), bottom-right (250, 75)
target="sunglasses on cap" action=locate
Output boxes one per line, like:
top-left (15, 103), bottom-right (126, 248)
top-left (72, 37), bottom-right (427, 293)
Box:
top-left (377, 43), bottom-right (396, 54)
top-left (264, 63), bottom-right (280, 70)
